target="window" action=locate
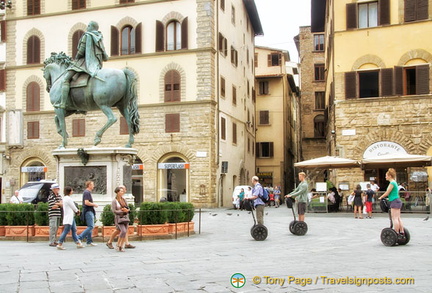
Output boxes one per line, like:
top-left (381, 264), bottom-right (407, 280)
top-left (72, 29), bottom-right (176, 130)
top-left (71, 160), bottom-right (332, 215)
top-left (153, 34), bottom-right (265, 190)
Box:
top-left (232, 86), bottom-right (237, 105)
top-left (119, 117), bottom-right (129, 135)
top-left (72, 30), bottom-right (85, 58)
top-left (231, 46), bottom-right (238, 66)
top-left (27, 0), bottom-right (40, 15)
top-left (232, 122), bottom-right (237, 144)
top-left (314, 34), bottom-right (324, 51)
top-left (164, 70), bottom-right (181, 102)
top-left (167, 21), bottom-right (181, 51)
top-left (346, 1), bottom-right (390, 29)
top-left (247, 137), bottom-right (250, 153)
top-left (121, 26), bottom-right (136, 55)
top-left (27, 36), bottom-right (40, 64)
top-left (220, 0), bottom-right (225, 11)
top-left (221, 117), bottom-right (226, 140)
top-left (111, 23), bottom-right (141, 56)
top-left (26, 82), bottom-right (40, 112)
top-left (405, 0), bottom-right (429, 22)
top-left (218, 33), bottom-right (227, 56)
top-left (72, 119), bottom-right (85, 137)
top-left (221, 76), bottom-right (226, 98)
top-left (268, 53), bottom-right (281, 66)
top-left (256, 142), bottom-right (274, 158)
top-left (395, 64), bottom-right (430, 96)
top-left (359, 70), bottom-right (379, 98)
top-left (259, 81), bottom-right (269, 95)
top-left (1, 20), bottom-right (6, 42)
top-left (314, 64), bottom-right (325, 81)
top-left (165, 113), bottom-right (180, 133)
top-left (358, 2), bottom-right (378, 28)
top-left (314, 115), bottom-right (325, 138)
top-left (120, 0), bottom-right (135, 3)
top-left (254, 53), bottom-right (258, 67)
top-left (259, 111), bottom-right (269, 125)
top-left (72, 0), bottom-right (86, 10)
top-left (315, 92), bottom-right (325, 110)
top-left (0, 69), bottom-right (5, 91)
top-left (157, 18), bottom-right (188, 52)
top-left (231, 5), bottom-right (236, 25)
top-left (27, 121), bottom-right (40, 139)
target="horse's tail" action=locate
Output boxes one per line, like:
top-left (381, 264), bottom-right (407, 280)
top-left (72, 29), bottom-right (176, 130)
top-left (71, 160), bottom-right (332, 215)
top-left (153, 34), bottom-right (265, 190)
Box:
top-left (123, 68), bottom-right (140, 135)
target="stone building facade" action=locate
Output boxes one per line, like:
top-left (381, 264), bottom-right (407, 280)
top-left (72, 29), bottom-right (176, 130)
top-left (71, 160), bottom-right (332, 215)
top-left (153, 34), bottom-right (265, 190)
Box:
top-left (312, 0), bottom-right (432, 191)
top-left (0, 0), bottom-right (263, 207)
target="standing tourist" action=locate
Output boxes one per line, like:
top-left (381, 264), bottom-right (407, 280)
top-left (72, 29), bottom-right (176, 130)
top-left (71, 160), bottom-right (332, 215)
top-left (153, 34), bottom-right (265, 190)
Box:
top-left (57, 186), bottom-right (84, 250)
top-left (111, 187), bottom-right (130, 252)
top-left (379, 168), bottom-right (405, 239)
top-left (364, 184), bottom-right (375, 219)
top-left (78, 181), bottom-right (98, 246)
top-left (249, 176), bottom-right (265, 225)
top-left (351, 184), bottom-right (364, 219)
top-left (273, 186), bottom-right (281, 208)
top-left (48, 184), bottom-right (63, 247)
top-left (285, 172), bottom-right (309, 222)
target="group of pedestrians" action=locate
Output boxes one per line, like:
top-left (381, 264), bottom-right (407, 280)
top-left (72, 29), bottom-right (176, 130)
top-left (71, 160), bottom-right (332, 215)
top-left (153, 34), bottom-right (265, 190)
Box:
top-left (47, 181), bottom-right (135, 251)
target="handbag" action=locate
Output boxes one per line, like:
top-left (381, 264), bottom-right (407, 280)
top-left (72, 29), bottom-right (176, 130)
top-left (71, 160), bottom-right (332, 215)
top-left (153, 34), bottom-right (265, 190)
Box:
top-left (118, 215), bottom-right (129, 224)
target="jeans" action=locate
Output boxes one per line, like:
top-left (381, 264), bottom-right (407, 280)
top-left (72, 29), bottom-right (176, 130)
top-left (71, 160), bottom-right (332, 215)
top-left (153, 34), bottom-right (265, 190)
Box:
top-left (49, 216), bottom-right (61, 244)
top-left (58, 220), bottom-right (79, 244)
top-left (79, 212), bottom-right (95, 244)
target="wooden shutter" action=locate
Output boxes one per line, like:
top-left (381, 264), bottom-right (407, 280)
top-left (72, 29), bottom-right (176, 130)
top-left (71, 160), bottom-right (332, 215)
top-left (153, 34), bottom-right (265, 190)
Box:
top-left (404, 0), bottom-right (416, 22)
top-left (232, 123), bottom-right (237, 144)
top-left (0, 20), bottom-right (6, 42)
top-left (345, 72), bottom-right (357, 99)
top-left (27, 121), bottom-right (40, 139)
top-left (267, 54), bottom-right (271, 67)
top-left (72, 0), bottom-right (86, 9)
top-left (164, 70), bottom-right (180, 102)
top-left (417, 0), bottom-right (429, 20)
top-left (165, 113), bottom-right (180, 132)
top-left (28, 0), bottom-right (41, 15)
top-left (72, 30), bottom-right (84, 58)
top-left (119, 117), bottom-right (129, 134)
top-left (346, 3), bottom-right (357, 29)
top-left (394, 66), bottom-right (403, 95)
top-left (269, 142), bottom-right (274, 157)
top-left (181, 17), bottom-right (188, 49)
top-left (381, 68), bottom-right (393, 96)
top-left (221, 117), bottom-right (226, 140)
top-left (156, 20), bottom-right (164, 52)
top-left (72, 119), bottom-right (85, 137)
top-left (111, 26), bottom-right (119, 56)
top-left (416, 64), bottom-right (429, 95)
top-left (260, 111), bottom-right (269, 125)
top-left (27, 36), bottom-right (40, 64)
top-left (26, 82), bottom-right (40, 111)
top-left (135, 23), bottom-right (142, 54)
top-left (379, 0), bottom-right (390, 25)
top-left (0, 69), bottom-right (5, 91)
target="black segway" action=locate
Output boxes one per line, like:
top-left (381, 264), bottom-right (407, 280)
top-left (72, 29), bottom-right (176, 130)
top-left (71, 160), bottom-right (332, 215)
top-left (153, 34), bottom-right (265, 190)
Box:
top-left (286, 197), bottom-right (308, 236)
top-left (244, 200), bottom-right (268, 241)
top-left (380, 199), bottom-right (410, 246)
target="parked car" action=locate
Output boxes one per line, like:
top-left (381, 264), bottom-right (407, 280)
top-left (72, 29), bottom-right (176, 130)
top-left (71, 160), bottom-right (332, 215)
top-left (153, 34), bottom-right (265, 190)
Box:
top-left (18, 180), bottom-right (56, 204)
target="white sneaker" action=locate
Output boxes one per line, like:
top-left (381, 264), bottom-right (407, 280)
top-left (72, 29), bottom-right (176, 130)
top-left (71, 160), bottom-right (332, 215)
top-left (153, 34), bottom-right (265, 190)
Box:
top-left (56, 245), bottom-right (65, 250)
top-left (76, 243), bottom-right (85, 248)
top-left (88, 243), bottom-right (98, 246)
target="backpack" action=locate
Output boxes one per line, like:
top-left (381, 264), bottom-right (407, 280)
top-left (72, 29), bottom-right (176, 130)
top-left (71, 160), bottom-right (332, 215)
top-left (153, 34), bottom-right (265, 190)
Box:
top-left (260, 187), bottom-right (269, 203)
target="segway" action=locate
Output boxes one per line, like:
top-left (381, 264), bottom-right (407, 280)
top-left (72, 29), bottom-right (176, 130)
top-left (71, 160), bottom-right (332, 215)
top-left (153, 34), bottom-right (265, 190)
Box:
top-left (286, 197), bottom-right (308, 236)
top-left (380, 199), bottom-right (410, 246)
top-left (244, 200), bottom-right (268, 241)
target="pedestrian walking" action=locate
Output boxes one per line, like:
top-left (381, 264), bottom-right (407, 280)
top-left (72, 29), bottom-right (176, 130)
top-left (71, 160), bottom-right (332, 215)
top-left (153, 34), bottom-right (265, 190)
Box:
top-left (48, 184), bottom-right (63, 247)
top-left (78, 181), bottom-right (98, 246)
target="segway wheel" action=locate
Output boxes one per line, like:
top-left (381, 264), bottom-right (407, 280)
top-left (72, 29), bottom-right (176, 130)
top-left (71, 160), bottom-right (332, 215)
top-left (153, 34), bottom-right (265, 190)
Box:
top-left (381, 228), bottom-right (398, 246)
top-left (293, 221), bottom-right (308, 236)
top-left (251, 224), bottom-right (268, 241)
top-left (289, 220), bottom-right (296, 234)
top-left (397, 228), bottom-right (410, 245)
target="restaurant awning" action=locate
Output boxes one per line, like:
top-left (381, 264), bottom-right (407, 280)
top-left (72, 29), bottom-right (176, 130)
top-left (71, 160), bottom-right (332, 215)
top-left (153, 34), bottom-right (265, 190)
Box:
top-left (294, 156), bottom-right (360, 169)
top-left (361, 153), bottom-right (432, 169)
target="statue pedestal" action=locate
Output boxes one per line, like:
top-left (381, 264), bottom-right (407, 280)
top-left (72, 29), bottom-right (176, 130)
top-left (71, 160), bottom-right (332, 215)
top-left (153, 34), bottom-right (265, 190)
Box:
top-left (52, 147), bottom-right (137, 209)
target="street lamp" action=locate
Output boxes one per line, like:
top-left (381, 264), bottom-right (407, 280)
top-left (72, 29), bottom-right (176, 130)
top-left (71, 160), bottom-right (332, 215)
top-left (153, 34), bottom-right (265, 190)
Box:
top-left (0, 1), bottom-right (12, 10)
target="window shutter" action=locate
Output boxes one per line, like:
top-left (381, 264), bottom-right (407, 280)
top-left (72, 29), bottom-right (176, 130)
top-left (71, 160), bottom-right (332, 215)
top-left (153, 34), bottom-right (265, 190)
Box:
top-left (232, 123), bottom-right (237, 144)
top-left (0, 20), bottom-right (6, 42)
top-left (260, 111), bottom-right (269, 124)
top-left (416, 64), bottom-right (429, 95)
top-left (380, 68), bottom-right (393, 96)
top-left (0, 69), bottom-right (5, 91)
top-left (27, 36), bottom-right (40, 64)
top-left (27, 121), bottom-right (40, 139)
top-left (269, 142), bottom-right (274, 157)
top-left (181, 17), bottom-right (188, 49)
top-left (394, 66), bottom-right (403, 95)
top-left (119, 117), bottom-right (129, 134)
top-left (156, 20), bottom-right (164, 52)
top-left (165, 113), bottom-right (180, 132)
top-left (346, 3), bottom-right (357, 29)
top-left (111, 26), bottom-right (119, 56)
top-left (255, 143), bottom-right (260, 158)
top-left (173, 70), bottom-right (180, 101)
top-left (267, 54), bottom-right (271, 67)
top-left (135, 23), bottom-right (142, 54)
top-left (404, 0), bottom-right (416, 22)
top-left (27, 82), bottom-right (40, 111)
top-left (72, 119), bottom-right (85, 137)
top-left (345, 72), bottom-right (357, 99)
top-left (72, 30), bottom-right (84, 58)
top-left (379, 0), bottom-right (390, 25)
top-left (417, 0), bottom-right (429, 20)
top-left (221, 117), bottom-right (226, 140)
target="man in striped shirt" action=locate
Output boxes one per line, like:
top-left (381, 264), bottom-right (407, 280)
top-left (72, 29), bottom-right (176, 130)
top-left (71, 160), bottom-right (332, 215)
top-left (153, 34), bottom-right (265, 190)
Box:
top-left (48, 184), bottom-right (63, 247)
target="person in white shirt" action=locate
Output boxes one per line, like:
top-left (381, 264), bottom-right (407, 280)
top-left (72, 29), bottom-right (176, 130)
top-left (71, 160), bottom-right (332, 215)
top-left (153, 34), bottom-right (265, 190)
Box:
top-left (9, 190), bottom-right (22, 204)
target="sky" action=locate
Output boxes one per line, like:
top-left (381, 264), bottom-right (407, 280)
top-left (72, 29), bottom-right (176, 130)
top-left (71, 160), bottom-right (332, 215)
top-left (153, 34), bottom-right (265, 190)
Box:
top-left (254, 0), bottom-right (311, 62)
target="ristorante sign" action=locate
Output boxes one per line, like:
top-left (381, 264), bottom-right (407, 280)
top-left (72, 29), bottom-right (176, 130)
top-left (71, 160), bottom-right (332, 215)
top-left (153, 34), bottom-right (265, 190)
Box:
top-left (363, 141), bottom-right (407, 159)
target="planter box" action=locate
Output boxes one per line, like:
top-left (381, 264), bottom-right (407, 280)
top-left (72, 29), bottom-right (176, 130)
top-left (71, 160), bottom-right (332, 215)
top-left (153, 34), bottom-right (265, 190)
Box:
top-left (34, 226), bottom-right (64, 237)
top-left (71, 226), bottom-right (99, 237)
top-left (138, 224), bottom-right (169, 236)
top-left (0, 225), bottom-right (5, 236)
top-left (168, 221), bottom-right (194, 234)
top-left (5, 225), bottom-right (35, 237)
top-left (102, 226), bottom-right (135, 237)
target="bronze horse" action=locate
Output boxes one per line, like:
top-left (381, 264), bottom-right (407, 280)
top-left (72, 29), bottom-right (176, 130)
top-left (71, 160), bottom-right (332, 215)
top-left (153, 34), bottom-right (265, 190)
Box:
top-left (43, 52), bottom-right (139, 148)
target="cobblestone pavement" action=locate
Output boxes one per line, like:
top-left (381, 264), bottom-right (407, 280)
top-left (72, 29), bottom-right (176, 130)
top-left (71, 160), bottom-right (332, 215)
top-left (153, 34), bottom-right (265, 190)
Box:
top-left (0, 207), bottom-right (431, 293)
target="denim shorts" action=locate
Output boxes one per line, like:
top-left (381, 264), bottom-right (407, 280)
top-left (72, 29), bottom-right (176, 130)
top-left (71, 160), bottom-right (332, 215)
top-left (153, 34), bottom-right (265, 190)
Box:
top-left (390, 198), bottom-right (403, 209)
top-left (297, 202), bottom-right (306, 215)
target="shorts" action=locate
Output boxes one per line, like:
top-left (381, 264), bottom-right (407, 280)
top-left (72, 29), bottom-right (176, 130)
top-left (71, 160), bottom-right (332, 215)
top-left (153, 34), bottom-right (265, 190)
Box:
top-left (297, 202), bottom-right (306, 215)
top-left (390, 198), bottom-right (403, 209)
top-left (365, 201), bottom-right (373, 212)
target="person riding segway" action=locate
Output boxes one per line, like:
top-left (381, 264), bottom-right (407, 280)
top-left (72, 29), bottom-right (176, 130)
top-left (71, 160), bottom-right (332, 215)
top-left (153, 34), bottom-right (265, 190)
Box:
top-left (285, 172), bottom-right (309, 236)
top-left (248, 176), bottom-right (268, 241)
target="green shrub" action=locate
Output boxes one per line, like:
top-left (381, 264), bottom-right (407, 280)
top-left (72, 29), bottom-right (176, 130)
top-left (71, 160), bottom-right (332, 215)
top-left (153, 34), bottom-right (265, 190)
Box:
top-left (181, 202), bottom-right (195, 222)
top-left (138, 202), bottom-right (167, 225)
top-left (100, 204), bottom-right (115, 226)
top-left (6, 203), bottom-right (35, 226)
top-left (34, 202), bottom-right (49, 226)
top-left (128, 203), bottom-right (136, 225)
top-left (0, 204), bottom-right (9, 225)
top-left (163, 202), bottom-right (185, 223)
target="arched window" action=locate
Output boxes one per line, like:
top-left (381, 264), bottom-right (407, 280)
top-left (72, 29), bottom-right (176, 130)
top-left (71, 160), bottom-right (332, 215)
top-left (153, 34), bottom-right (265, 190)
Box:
top-left (121, 25), bottom-right (136, 55)
top-left (164, 70), bottom-right (180, 102)
top-left (26, 82), bottom-right (40, 111)
top-left (27, 36), bottom-right (40, 64)
top-left (166, 21), bottom-right (181, 51)
top-left (72, 30), bottom-right (85, 58)
top-left (314, 115), bottom-right (325, 138)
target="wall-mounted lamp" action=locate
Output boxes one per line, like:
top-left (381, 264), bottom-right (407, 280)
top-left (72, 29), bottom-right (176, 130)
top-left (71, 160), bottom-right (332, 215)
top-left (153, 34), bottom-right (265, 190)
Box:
top-left (331, 130), bottom-right (336, 134)
top-left (0, 1), bottom-right (12, 9)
